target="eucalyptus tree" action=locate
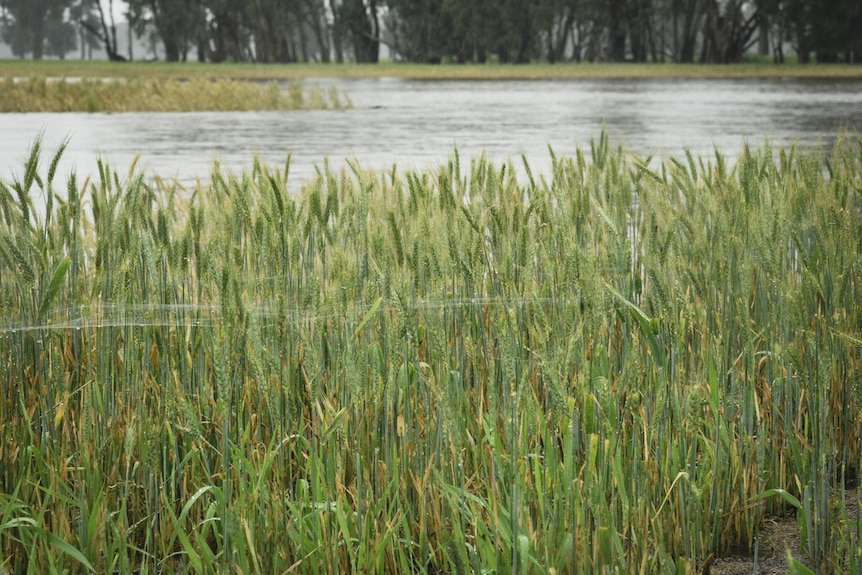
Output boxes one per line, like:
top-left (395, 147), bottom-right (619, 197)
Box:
top-left (386, 0), bottom-right (542, 63)
top-left (0, 0), bottom-right (76, 59)
top-left (255, 0), bottom-right (332, 62)
top-left (44, 5), bottom-right (78, 58)
top-left (698, 0), bottom-right (761, 62)
top-left (385, 0), bottom-right (448, 62)
top-left (68, 0), bottom-right (102, 58)
top-left (127, 0), bottom-right (199, 61)
top-left (78, 0), bottom-right (125, 60)
top-left (665, 0), bottom-right (703, 62)
top-left (598, 0), bottom-right (661, 62)
top-left (533, 0), bottom-right (578, 63)
top-left (246, 0), bottom-right (295, 62)
top-left (797, 0), bottom-right (862, 62)
top-left (496, 0), bottom-right (539, 63)
top-left (305, 0), bottom-right (332, 62)
top-left (339, 0), bottom-right (380, 62)
top-left (201, 0), bottom-right (252, 62)
top-left (626, 0), bottom-right (658, 61)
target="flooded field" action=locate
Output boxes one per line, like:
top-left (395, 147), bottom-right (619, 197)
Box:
top-left (2, 76), bottom-right (861, 184)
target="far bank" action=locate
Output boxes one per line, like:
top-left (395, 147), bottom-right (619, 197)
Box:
top-left (2, 60), bottom-right (862, 82)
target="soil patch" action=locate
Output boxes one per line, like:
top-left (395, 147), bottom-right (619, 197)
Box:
top-left (709, 489), bottom-right (858, 575)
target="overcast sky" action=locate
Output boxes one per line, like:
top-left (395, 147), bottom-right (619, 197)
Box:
top-left (100, 0), bottom-right (128, 23)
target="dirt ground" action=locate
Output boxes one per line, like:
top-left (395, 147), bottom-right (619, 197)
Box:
top-left (708, 489), bottom-right (859, 575)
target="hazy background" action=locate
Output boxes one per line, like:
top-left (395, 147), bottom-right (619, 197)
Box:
top-left (1, 0), bottom-right (859, 65)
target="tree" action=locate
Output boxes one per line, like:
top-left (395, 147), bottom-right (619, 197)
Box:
top-left (68, 0), bottom-right (102, 58)
top-left (605, 0), bottom-right (627, 60)
top-left (341, 0), bottom-right (380, 62)
top-left (627, 0), bottom-right (657, 62)
top-left (45, 4), bottom-right (78, 58)
top-left (0, 0), bottom-right (84, 60)
top-left (128, 0), bottom-right (199, 61)
top-left (0, 0), bottom-right (73, 59)
top-left (699, 0), bottom-right (760, 63)
top-left (246, 0), bottom-right (301, 63)
top-left (78, 0), bottom-right (125, 60)
top-left (805, 0), bottom-right (862, 62)
top-left (669, 0), bottom-right (705, 62)
top-left (442, 0), bottom-right (500, 63)
top-left (386, 0), bottom-right (449, 63)
top-left (203, 0), bottom-right (252, 62)
top-left (535, 0), bottom-right (578, 63)
top-left (387, 0), bottom-right (542, 64)
top-left (304, 0), bottom-right (332, 63)
top-left (496, 0), bottom-right (538, 63)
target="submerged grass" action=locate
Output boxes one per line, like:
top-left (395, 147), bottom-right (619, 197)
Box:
top-left (0, 76), bottom-right (351, 112)
top-left (0, 134), bottom-right (861, 573)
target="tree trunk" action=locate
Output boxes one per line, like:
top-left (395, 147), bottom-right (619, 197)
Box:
top-left (346, 0), bottom-right (379, 63)
top-left (771, 21), bottom-right (783, 63)
top-left (31, 15), bottom-right (45, 59)
top-left (308, 1), bottom-right (331, 63)
top-left (672, 1), bottom-right (678, 60)
top-left (80, 0), bottom-right (125, 61)
top-left (758, 12), bottom-right (769, 55)
top-left (585, 20), bottom-right (602, 62)
top-left (571, 21), bottom-right (584, 62)
top-left (369, 0), bottom-right (380, 62)
top-left (608, 0), bottom-right (627, 61)
top-left (628, 0), bottom-right (647, 62)
top-left (298, 14), bottom-right (309, 63)
top-left (163, 35), bottom-right (181, 61)
top-left (108, 0), bottom-right (121, 60)
top-left (548, 7), bottom-right (575, 63)
top-left (197, 5), bottom-right (208, 62)
top-left (547, 24), bottom-right (560, 63)
top-left (678, 0), bottom-right (702, 63)
top-left (325, 0), bottom-right (344, 63)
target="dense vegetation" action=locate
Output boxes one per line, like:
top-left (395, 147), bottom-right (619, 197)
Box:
top-left (1, 0), bottom-right (861, 65)
top-left (0, 76), bottom-right (350, 112)
top-left (0, 135), bottom-right (860, 573)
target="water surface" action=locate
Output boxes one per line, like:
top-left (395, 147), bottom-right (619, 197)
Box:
top-left (2, 76), bottom-right (860, 187)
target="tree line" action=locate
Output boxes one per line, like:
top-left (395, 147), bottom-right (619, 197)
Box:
top-left (1, 0), bottom-right (860, 64)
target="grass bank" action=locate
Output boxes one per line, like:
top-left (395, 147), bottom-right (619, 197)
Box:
top-left (1, 135), bottom-right (860, 573)
top-left (2, 59), bottom-right (862, 81)
top-left (0, 76), bottom-right (350, 113)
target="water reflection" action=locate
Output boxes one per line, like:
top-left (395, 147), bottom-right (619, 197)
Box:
top-left (1, 77), bottom-right (860, 187)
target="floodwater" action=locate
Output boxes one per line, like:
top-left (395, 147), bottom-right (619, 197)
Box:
top-left (2, 76), bottom-right (861, 187)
